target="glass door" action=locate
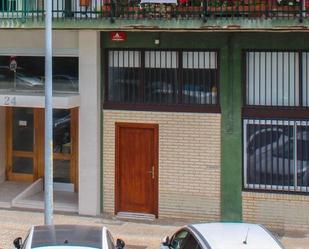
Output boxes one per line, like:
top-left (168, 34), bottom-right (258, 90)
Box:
top-left (6, 107), bottom-right (38, 182)
top-left (53, 108), bottom-right (78, 192)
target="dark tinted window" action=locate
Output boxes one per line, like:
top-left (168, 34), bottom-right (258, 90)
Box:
top-left (0, 56), bottom-right (78, 92)
top-left (246, 122), bottom-right (295, 186)
top-left (182, 233), bottom-right (199, 249)
top-left (170, 230), bottom-right (189, 249)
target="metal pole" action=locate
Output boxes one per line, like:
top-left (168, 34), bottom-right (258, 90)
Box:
top-left (44, 0), bottom-right (53, 225)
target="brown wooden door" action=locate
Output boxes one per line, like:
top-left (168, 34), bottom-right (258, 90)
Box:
top-left (115, 123), bottom-right (158, 217)
top-left (6, 107), bottom-right (40, 182)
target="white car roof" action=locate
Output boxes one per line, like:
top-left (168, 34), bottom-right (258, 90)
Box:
top-left (190, 223), bottom-right (284, 249)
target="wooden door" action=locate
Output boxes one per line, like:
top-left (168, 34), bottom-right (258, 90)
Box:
top-left (6, 107), bottom-right (40, 182)
top-left (115, 123), bottom-right (158, 217)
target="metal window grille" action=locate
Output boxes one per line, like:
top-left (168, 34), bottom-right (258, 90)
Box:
top-left (144, 51), bottom-right (178, 104)
top-left (302, 52), bottom-right (309, 107)
top-left (243, 118), bottom-right (309, 193)
top-left (246, 51), bottom-right (300, 107)
top-left (182, 51), bottom-right (218, 105)
top-left (108, 50), bottom-right (141, 103)
top-left (107, 49), bottom-right (219, 107)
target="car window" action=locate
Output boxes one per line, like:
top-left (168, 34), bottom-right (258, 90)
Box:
top-left (106, 230), bottom-right (115, 249)
top-left (181, 233), bottom-right (200, 249)
top-left (170, 230), bottom-right (189, 249)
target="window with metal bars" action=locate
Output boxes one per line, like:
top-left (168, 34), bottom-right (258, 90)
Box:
top-left (245, 51), bottom-right (309, 107)
top-left (244, 119), bottom-right (309, 192)
top-left (106, 49), bottom-right (219, 110)
top-left (244, 50), bottom-right (309, 192)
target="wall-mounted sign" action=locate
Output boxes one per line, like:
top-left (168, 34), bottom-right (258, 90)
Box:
top-left (110, 31), bottom-right (127, 42)
top-left (9, 59), bottom-right (17, 72)
top-left (19, 120), bottom-right (27, 127)
top-left (3, 96), bottom-right (16, 106)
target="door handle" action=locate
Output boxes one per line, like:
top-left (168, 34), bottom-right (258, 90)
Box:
top-left (148, 166), bottom-right (154, 179)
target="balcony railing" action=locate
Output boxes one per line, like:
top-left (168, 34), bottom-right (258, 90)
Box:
top-left (0, 0), bottom-right (308, 22)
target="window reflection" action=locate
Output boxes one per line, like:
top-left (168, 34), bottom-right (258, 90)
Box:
top-left (13, 108), bottom-right (34, 151)
top-left (13, 157), bottom-right (33, 174)
top-left (0, 56), bottom-right (78, 93)
top-left (53, 110), bottom-right (71, 154)
top-left (245, 120), bottom-right (309, 189)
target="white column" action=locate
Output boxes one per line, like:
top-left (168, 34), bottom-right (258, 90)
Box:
top-left (0, 107), bottom-right (5, 183)
top-left (78, 31), bottom-right (101, 215)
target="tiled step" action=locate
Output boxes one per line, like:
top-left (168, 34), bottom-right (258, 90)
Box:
top-left (117, 212), bottom-right (155, 221)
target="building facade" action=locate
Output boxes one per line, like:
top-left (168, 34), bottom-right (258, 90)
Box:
top-left (0, 0), bottom-right (308, 231)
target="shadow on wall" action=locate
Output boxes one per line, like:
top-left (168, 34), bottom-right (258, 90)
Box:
top-left (0, 107), bottom-right (5, 183)
top-left (0, 170), bottom-right (5, 183)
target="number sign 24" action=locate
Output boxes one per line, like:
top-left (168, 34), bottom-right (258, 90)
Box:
top-left (4, 96), bottom-right (17, 106)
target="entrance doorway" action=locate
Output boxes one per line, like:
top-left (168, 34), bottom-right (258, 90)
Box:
top-left (6, 107), bottom-right (78, 191)
top-left (115, 123), bottom-right (158, 217)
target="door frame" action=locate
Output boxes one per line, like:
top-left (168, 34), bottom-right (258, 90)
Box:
top-left (115, 122), bottom-right (159, 217)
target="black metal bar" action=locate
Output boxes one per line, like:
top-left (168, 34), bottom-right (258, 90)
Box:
top-left (299, 52), bottom-right (303, 107)
top-left (270, 121), bottom-right (274, 188)
top-left (299, 0), bottom-right (304, 23)
top-left (110, 0), bottom-right (115, 22)
top-left (203, 0), bottom-right (207, 22)
top-left (178, 51), bottom-right (183, 105)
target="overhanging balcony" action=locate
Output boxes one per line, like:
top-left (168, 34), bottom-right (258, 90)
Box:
top-left (0, 0), bottom-right (309, 29)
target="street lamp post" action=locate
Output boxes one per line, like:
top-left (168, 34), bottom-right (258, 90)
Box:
top-left (44, 0), bottom-right (54, 225)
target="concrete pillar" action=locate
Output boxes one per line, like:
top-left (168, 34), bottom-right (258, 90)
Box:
top-left (0, 107), bottom-right (6, 183)
top-left (78, 31), bottom-right (101, 215)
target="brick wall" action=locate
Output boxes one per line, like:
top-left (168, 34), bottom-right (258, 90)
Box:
top-left (103, 110), bottom-right (221, 220)
top-left (243, 191), bottom-right (309, 231)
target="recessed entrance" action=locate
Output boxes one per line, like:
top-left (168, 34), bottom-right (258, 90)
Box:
top-left (5, 107), bottom-right (78, 191)
top-left (115, 123), bottom-right (158, 217)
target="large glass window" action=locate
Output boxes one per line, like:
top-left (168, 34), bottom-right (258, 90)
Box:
top-left (145, 51), bottom-right (178, 104)
top-left (106, 49), bottom-right (219, 109)
top-left (244, 50), bottom-right (309, 193)
top-left (182, 51), bottom-right (218, 105)
top-left (244, 119), bottom-right (309, 192)
top-left (0, 56), bottom-right (78, 93)
top-left (108, 50), bottom-right (141, 103)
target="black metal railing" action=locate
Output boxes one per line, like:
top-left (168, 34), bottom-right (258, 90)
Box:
top-left (0, 0), bottom-right (308, 22)
top-left (244, 118), bottom-right (309, 193)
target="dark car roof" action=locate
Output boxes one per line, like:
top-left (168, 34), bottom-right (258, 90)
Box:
top-left (31, 225), bottom-right (102, 248)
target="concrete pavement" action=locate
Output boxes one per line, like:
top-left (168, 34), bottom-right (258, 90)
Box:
top-left (0, 209), bottom-right (308, 249)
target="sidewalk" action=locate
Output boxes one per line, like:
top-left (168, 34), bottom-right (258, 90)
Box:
top-left (0, 209), bottom-right (308, 249)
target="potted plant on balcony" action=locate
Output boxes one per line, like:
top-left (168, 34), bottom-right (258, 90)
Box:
top-left (275, 0), bottom-right (299, 16)
top-left (80, 0), bottom-right (90, 6)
